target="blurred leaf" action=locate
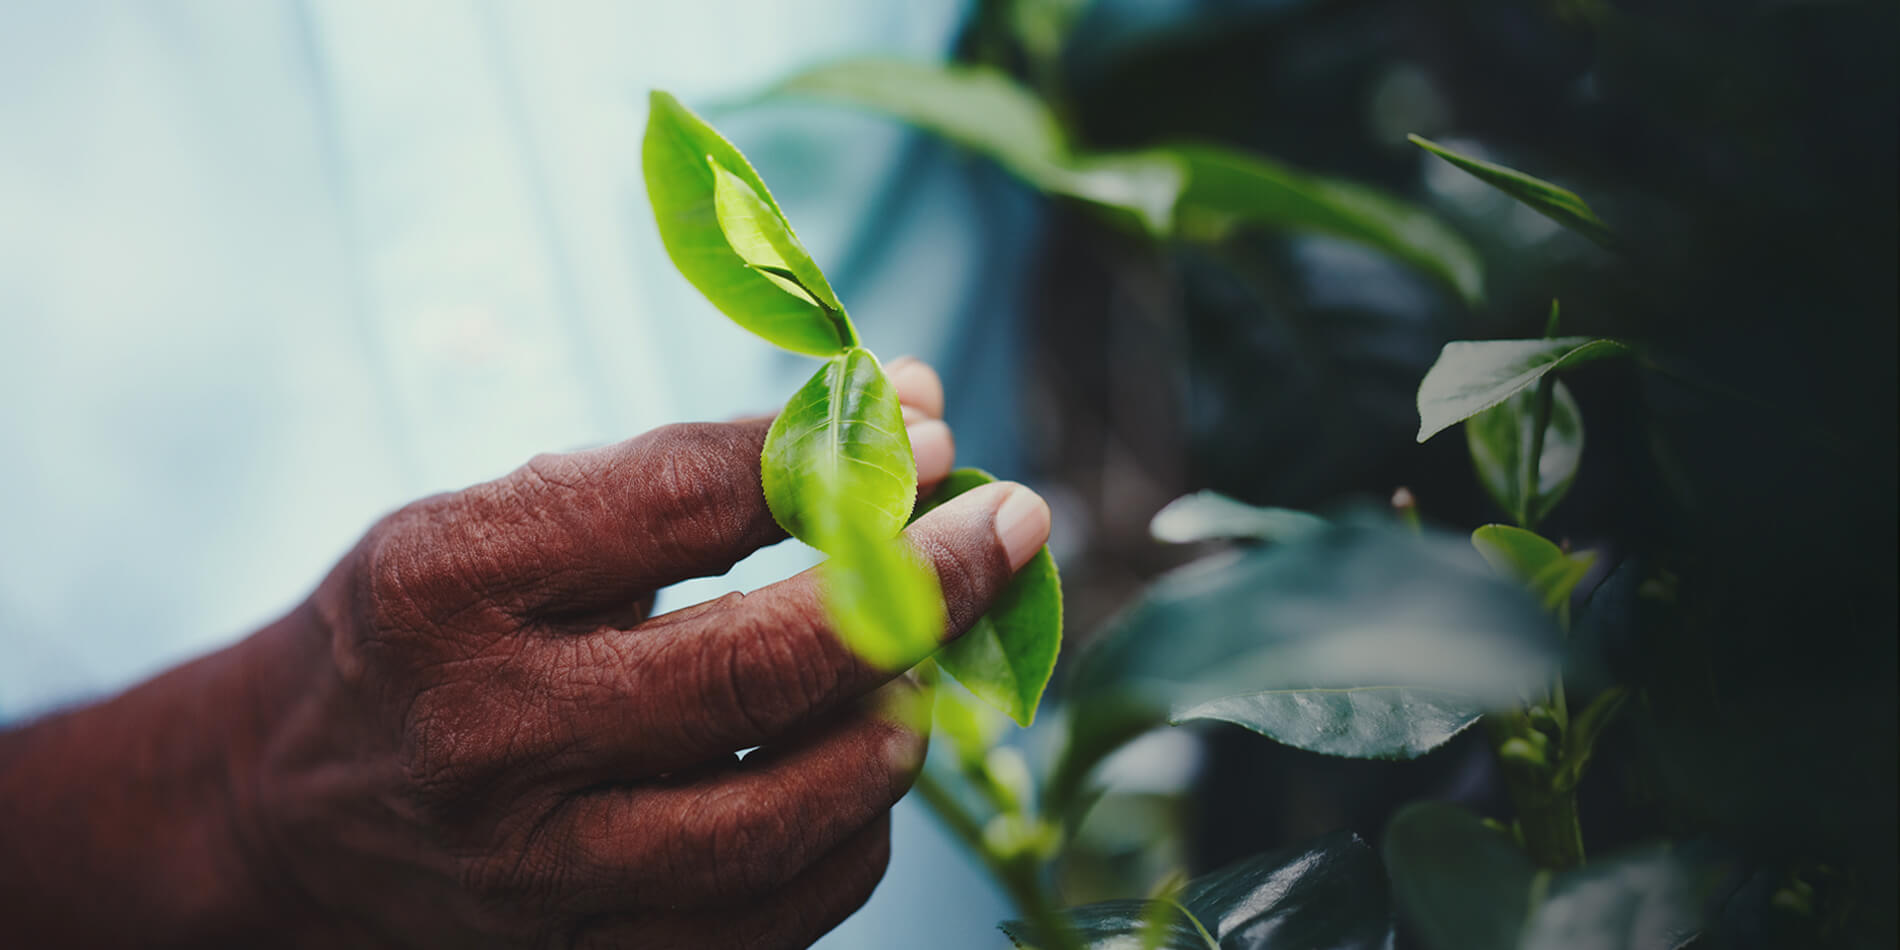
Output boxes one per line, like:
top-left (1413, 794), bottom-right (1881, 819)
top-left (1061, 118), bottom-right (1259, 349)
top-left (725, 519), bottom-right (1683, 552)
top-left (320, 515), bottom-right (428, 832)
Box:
top-left (707, 157), bottom-right (849, 317)
top-left (1416, 337), bottom-right (1631, 443)
top-left (1467, 380), bottom-right (1583, 528)
top-left (1004, 832), bottom-right (1392, 949)
top-left (1068, 521), bottom-right (1558, 761)
top-left (768, 60), bottom-right (1489, 289)
top-left (1172, 144), bottom-right (1485, 304)
top-left (1471, 524), bottom-right (1596, 611)
top-left (813, 491), bottom-right (944, 672)
top-left (1149, 491), bottom-right (1328, 544)
top-left (1174, 686), bottom-right (1481, 760)
top-left (643, 91), bottom-right (850, 356)
top-left (1408, 135), bottom-right (1618, 250)
top-left (1521, 847), bottom-right (1709, 950)
top-left (1384, 802), bottom-right (1540, 950)
top-left (763, 348), bottom-right (916, 545)
top-left (916, 469), bottom-right (1063, 726)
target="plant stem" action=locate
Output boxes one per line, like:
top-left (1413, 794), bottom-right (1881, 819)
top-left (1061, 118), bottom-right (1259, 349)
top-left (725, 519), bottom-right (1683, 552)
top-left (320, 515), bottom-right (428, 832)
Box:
top-left (1518, 373), bottom-right (1556, 528)
top-left (913, 770), bottom-right (1083, 950)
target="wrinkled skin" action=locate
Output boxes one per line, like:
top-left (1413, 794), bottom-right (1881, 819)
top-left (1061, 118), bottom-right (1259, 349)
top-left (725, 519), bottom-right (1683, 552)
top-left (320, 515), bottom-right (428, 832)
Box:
top-left (0, 361), bottom-right (1049, 949)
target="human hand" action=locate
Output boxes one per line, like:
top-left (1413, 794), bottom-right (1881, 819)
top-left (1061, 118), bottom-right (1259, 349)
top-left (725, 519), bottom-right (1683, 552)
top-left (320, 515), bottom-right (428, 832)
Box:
top-left (229, 359), bottom-right (1050, 948)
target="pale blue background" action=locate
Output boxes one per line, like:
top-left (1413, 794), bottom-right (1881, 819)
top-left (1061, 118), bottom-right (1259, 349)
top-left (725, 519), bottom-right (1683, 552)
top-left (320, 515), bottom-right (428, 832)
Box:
top-left (0, 1), bottom-right (1039, 945)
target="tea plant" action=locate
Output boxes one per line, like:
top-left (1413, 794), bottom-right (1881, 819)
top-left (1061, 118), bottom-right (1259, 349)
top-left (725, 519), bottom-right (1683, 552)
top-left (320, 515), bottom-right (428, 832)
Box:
top-left (645, 71), bottom-right (1874, 944)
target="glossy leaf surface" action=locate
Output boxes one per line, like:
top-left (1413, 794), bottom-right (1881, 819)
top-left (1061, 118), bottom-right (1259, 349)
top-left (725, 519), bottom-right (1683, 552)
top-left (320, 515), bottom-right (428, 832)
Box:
top-left (1069, 521), bottom-right (1557, 761)
top-left (1149, 492), bottom-right (1328, 545)
top-left (644, 90), bottom-right (850, 356)
top-left (915, 469), bottom-right (1063, 726)
top-left (1416, 337), bottom-right (1631, 443)
top-left (1471, 525), bottom-right (1596, 611)
top-left (1408, 135), bottom-right (1617, 249)
top-left (762, 348), bottom-right (916, 545)
top-left (1003, 832), bottom-right (1392, 949)
top-left (1174, 686), bottom-right (1480, 761)
top-left (1466, 380), bottom-right (1583, 528)
top-left (1384, 802), bottom-right (1538, 950)
top-left (708, 157), bottom-right (849, 319)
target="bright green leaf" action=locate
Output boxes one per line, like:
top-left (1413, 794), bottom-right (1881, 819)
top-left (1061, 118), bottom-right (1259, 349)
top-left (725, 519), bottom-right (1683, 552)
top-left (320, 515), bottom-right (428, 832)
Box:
top-left (1173, 686), bottom-right (1481, 760)
top-left (762, 348), bottom-right (916, 545)
top-left (1148, 491), bottom-right (1328, 545)
top-left (1416, 337), bottom-right (1631, 443)
top-left (1471, 524), bottom-right (1596, 611)
top-left (1003, 832), bottom-right (1392, 949)
top-left (914, 469), bottom-right (1063, 727)
top-left (1172, 144), bottom-right (1485, 305)
top-left (813, 504), bottom-right (944, 671)
top-left (1466, 380), bottom-right (1584, 528)
top-left (1408, 135), bottom-right (1617, 250)
top-left (643, 90), bottom-right (850, 356)
top-left (707, 157), bottom-right (851, 325)
top-left (1384, 802), bottom-right (1539, 950)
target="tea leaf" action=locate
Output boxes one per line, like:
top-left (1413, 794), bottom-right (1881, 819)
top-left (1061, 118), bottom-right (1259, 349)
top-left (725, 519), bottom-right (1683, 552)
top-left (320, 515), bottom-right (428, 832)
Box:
top-left (915, 469), bottom-right (1062, 727)
top-left (1471, 524), bottom-right (1596, 611)
top-left (1520, 847), bottom-right (1708, 950)
top-left (643, 90), bottom-right (852, 356)
top-left (1408, 135), bottom-right (1617, 250)
top-left (1384, 803), bottom-right (1539, 950)
top-left (1171, 144), bottom-right (1485, 305)
top-left (1417, 337), bottom-right (1630, 443)
top-left (707, 157), bottom-right (850, 320)
top-left (768, 59), bottom-right (1486, 295)
top-left (1466, 380), bottom-right (1584, 528)
top-left (762, 348), bottom-right (916, 545)
top-left (814, 505), bottom-right (944, 672)
top-left (1001, 832), bottom-right (1392, 949)
top-left (1174, 686), bottom-right (1481, 760)
top-left (1068, 522), bottom-right (1558, 761)
top-left (1149, 491), bottom-right (1328, 545)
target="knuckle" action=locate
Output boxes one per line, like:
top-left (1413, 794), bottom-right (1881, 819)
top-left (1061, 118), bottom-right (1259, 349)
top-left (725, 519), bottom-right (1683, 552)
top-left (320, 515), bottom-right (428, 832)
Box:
top-left (911, 531), bottom-right (990, 633)
top-left (630, 423), bottom-right (769, 560)
top-left (707, 605), bottom-right (848, 743)
top-left (689, 789), bottom-right (800, 901)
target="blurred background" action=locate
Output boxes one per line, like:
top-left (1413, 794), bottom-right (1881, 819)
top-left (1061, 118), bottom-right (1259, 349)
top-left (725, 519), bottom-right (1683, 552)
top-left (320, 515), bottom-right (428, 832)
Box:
top-left (3, 0), bottom-right (1894, 946)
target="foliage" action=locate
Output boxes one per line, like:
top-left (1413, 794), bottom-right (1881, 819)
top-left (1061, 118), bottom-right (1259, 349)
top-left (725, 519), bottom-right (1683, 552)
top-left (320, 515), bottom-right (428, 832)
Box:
top-left (642, 3), bottom-right (1897, 946)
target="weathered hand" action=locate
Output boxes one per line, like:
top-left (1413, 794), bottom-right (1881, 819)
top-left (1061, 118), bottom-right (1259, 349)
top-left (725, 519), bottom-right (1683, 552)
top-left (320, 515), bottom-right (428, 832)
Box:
top-left (0, 360), bottom-right (1050, 949)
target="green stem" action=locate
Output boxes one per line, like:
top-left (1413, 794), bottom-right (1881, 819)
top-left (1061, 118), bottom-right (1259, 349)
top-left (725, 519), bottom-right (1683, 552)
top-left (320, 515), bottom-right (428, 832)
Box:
top-left (1518, 373), bottom-right (1556, 529)
top-left (913, 770), bottom-right (1083, 950)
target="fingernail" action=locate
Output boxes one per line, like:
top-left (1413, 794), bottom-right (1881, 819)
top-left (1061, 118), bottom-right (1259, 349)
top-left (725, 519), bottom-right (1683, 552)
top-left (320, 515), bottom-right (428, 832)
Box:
top-left (907, 419), bottom-right (955, 484)
top-left (993, 482), bottom-right (1051, 571)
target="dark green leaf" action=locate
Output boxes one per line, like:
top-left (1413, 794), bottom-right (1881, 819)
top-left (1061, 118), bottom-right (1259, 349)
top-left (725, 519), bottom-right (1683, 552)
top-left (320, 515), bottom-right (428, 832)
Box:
top-left (1149, 492), bottom-right (1328, 545)
top-left (1172, 144), bottom-right (1485, 305)
top-left (1466, 380), bottom-right (1583, 528)
top-left (1068, 521), bottom-right (1558, 761)
top-left (1384, 802), bottom-right (1540, 950)
top-left (643, 90), bottom-right (851, 356)
top-left (1408, 135), bottom-right (1617, 250)
top-left (1470, 524), bottom-right (1596, 611)
top-left (1416, 337), bottom-right (1631, 443)
top-left (707, 157), bottom-right (849, 319)
top-left (767, 60), bottom-right (1484, 283)
top-left (1004, 832), bottom-right (1392, 949)
top-left (1174, 687), bottom-right (1481, 761)
top-left (915, 469), bottom-right (1063, 726)
top-left (762, 348), bottom-right (916, 545)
